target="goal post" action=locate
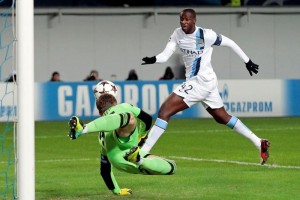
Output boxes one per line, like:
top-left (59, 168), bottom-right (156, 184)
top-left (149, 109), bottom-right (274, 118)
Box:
top-left (16, 0), bottom-right (35, 199)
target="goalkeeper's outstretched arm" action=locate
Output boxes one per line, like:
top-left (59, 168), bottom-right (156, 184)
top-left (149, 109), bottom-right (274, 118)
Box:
top-left (100, 155), bottom-right (132, 195)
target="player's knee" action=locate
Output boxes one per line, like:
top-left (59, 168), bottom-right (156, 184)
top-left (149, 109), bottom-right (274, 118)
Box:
top-left (157, 109), bottom-right (171, 121)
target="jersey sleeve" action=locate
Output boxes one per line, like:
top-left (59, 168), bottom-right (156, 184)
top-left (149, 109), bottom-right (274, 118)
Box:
top-left (137, 110), bottom-right (152, 134)
top-left (156, 29), bottom-right (178, 63)
top-left (121, 103), bottom-right (141, 117)
top-left (121, 103), bottom-right (152, 136)
top-left (219, 34), bottom-right (249, 63)
top-left (100, 154), bottom-right (121, 194)
top-left (204, 28), bottom-right (220, 47)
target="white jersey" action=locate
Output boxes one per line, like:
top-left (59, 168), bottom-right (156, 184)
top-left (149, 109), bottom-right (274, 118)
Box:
top-left (156, 26), bottom-right (249, 82)
top-left (156, 26), bottom-right (221, 81)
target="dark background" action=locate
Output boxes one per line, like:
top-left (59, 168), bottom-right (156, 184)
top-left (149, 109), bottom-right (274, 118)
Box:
top-left (1, 0), bottom-right (300, 7)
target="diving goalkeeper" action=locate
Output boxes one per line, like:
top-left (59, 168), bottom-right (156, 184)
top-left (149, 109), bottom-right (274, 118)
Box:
top-left (68, 93), bottom-right (176, 196)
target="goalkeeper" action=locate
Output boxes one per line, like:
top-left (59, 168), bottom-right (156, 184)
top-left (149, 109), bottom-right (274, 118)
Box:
top-left (68, 93), bottom-right (176, 196)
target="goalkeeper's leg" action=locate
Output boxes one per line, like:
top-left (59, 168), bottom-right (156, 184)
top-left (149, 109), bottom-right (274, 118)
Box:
top-left (125, 146), bottom-right (176, 175)
top-left (140, 155), bottom-right (176, 175)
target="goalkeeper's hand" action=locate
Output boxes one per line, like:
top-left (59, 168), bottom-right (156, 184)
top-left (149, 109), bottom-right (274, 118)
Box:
top-left (68, 116), bottom-right (84, 140)
top-left (113, 188), bottom-right (133, 196)
top-left (245, 59), bottom-right (259, 76)
top-left (142, 56), bottom-right (156, 65)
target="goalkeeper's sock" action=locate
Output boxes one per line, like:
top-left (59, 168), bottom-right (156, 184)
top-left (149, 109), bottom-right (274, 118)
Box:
top-left (140, 118), bottom-right (168, 153)
top-left (226, 116), bottom-right (260, 149)
top-left (140, 157), bottom-right (175, 175)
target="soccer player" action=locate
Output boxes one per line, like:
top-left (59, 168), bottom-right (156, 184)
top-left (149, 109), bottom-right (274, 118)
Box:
top-left (140, 8), bottom-right (270, 165)
top-left (68, 94), bottom-right (176, 196)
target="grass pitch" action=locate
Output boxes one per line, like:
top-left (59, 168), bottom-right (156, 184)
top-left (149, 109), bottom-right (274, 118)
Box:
top-left (32, 117), bottom-right (300, 199)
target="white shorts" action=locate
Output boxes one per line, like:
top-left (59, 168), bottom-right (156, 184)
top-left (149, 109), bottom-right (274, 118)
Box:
top-left (173, 76), bottom-right (223, 109)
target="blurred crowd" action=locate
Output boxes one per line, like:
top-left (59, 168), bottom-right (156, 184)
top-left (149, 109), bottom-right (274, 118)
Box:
top-left (1, 0), bottom-right (297, 7)
top-left (45, 65), bottom-right (178, 82)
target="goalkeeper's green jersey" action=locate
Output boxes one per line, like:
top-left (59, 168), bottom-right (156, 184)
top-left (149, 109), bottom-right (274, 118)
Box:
top-left (92, 102), bottom-right (175, 194)
top-left (98, 103), bottom-right (147, 157)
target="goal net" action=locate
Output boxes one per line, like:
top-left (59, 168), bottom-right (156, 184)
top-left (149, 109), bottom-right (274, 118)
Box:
top-left (0, 0), bottom-right (17, 199)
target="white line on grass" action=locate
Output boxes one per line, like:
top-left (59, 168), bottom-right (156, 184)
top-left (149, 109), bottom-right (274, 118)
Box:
top-left (0, 158), bottom-right (97, 164)
top-left (36, 158), bottom-right (97, 162)
top-left (170, 156), bottom-right (300, 169)
top-left (36, 126), bottom-right (300, 139)
top-left (2, 157), bottom-right (298, 170)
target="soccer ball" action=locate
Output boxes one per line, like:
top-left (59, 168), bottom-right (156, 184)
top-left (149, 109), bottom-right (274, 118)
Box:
top-left (93, 80), bottom-right (118, 99)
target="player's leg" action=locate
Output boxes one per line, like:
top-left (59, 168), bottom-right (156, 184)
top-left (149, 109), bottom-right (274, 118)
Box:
top-left (206, 107), bottom-right (270, 164)
top-left (108, 148), bottom-right (175, 175)
top-left (207, 107), bottom-right (261, 147)
top-left (140, 154), bottom-right (176, 175)
top-left (141, 93), bottom-right (188, 152)
top-left (108, 150), bottom-right (142, 174)
top-left (125, 147), bottom-right (176, 175)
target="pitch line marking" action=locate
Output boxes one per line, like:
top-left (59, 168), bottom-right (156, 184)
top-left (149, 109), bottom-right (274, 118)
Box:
top-left (2, 157), bottom-right (300, 170)
top-left (36, 126), bottom-right (300, 139)
top-left (170, 156), bottom-right (300, 169)
top-left (2, 157), bottom-right (299, 170)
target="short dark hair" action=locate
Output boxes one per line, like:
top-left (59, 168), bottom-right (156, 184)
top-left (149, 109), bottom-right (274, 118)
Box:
top-left (182, 8), bottom-right (196, 18)
top-left (52, 71), bottom-right (59, 76)
top-left (96, 94), bottom-right (117, 115)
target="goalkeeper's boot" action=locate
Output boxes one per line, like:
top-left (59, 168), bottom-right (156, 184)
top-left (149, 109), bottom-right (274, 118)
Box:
top-left (124, 146), bottom-right (141, 163)
top-left (68, 116), bottom-right (84, 139)
top-left (260, 139), bottom-right (271, 165)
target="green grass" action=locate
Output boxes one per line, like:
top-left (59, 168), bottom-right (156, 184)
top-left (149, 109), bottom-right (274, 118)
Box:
top-left (2, 117), bottom-right (300, 199)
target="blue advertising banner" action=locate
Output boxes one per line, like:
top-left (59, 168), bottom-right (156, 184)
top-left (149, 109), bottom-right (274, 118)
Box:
top-left (36, 80), bottom-right (201, 121)
top-left (34, 79), bottom-right (300, 121)
top-left (285, 79), bottom-right (300, 116)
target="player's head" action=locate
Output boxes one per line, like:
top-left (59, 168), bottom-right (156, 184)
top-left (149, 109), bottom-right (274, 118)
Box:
top-left (180, 8), bottom-right (196, 34)
top-left (96, 93), bottom-right (117, 116)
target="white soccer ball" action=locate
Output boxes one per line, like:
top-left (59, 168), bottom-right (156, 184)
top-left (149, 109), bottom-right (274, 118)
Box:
top-left (93, 80), bottom-right (118, 99)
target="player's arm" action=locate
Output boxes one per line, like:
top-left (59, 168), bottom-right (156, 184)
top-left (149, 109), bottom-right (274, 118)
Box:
top-left (100, 155), bottom-right (132, 196)
top-left (137, 109), bottom-right (153, 134)
top-left (217, 34), bottom-right (249, 63)
top-left (68, 113), bottom-right (131, 139)
top-left (217, 34), bottom-right (259, 76)
top-left (142, 32), bottom-right (177, 65)
top-left (123, 103), bottom-right (153, 133)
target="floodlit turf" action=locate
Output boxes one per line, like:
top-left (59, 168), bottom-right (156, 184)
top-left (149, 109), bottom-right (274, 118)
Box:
top-left (6, 117), bottom-right (300, 199)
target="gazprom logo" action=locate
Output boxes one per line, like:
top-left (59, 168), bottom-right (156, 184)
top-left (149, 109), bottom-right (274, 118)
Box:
top-left (220, 84), bottom-right (273, 113)
top-left (220, 84), bottom-right (229, 101)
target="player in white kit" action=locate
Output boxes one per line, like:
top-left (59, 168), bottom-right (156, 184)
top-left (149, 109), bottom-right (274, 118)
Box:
top-left (139, 8), bottom-right (270, 165)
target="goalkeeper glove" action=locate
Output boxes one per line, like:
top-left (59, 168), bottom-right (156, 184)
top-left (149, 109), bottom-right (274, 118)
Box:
top-left (68, 116), bottom-right (84, 140)
top-left (113, 188), bottom-right (133, 196)
top-left (142, 56), bottom-right (156, 65)
top-left (245, 59), bottom-right (259, 76)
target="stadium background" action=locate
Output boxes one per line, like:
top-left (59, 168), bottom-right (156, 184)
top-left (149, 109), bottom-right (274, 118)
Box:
top-left (2, 1), bottom-right (300, 121)
top-left (0, 1), bottom-right (299, 199)
top-left (32, 6), bottom-right (300, 82)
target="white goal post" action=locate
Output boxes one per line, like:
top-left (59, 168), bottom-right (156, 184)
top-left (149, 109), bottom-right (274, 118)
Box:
top-left (16, 0), bottom-right (35, 199)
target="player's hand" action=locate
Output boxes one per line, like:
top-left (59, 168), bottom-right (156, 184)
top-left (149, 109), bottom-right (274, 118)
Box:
top-left (115, 188), bottom-right (133, 196)
top-left (142, 56), bottom-right (156, 65)
top-left (245, 59), bottom-right (259, 76)
top-left (68, 116), bottom-right (84, 140)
